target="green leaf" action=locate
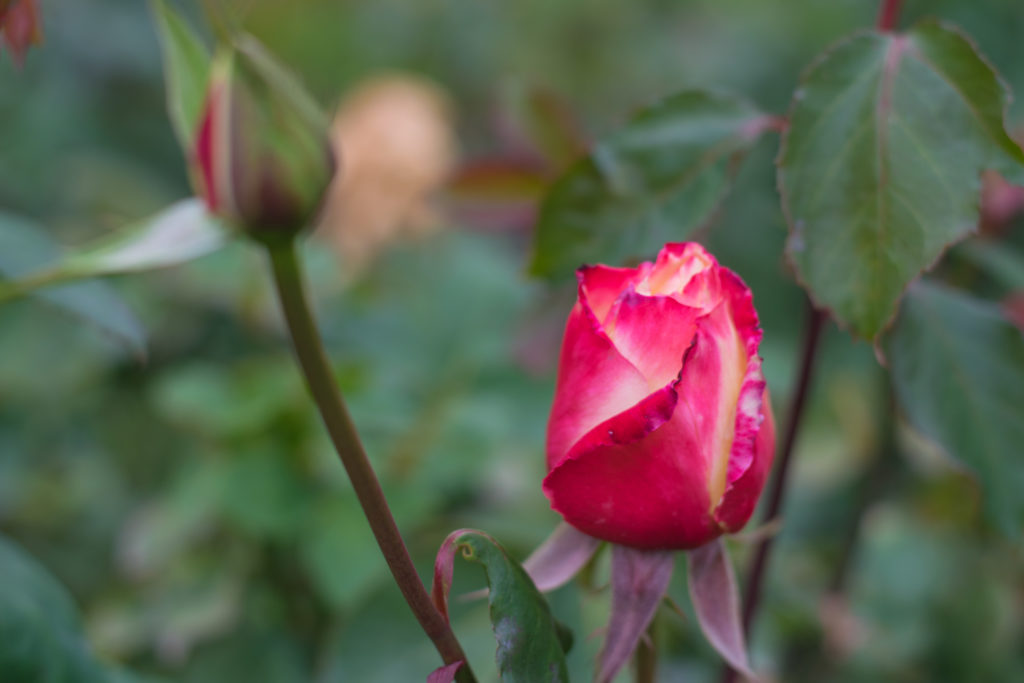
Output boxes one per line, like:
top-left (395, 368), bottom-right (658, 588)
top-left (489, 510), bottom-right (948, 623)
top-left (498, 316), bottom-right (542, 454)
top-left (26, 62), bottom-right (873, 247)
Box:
top-left (886, 280), bottom-right (1024, 533)
top-left (0, 201), bottom-right (229, 356)
top-left (151, 0), bottom-right (211, 149)
top-left (432, 530), bottom-right (569, 682)
top-left (0, 213), bottom-right (147, 357)
top-left (780, 20), bottom-right (1024, 339)
top-left (530, 90), bottom-right (771, 278)
top-left (956, 240), bottom-right (1024, 292)
top-left (181, 630), bottom-right (305, 683)
top-left (0, 199), bottom-right (231, 304)
top-left (69, 199), bottom-right (231, 274)
top-left (0, 533), bottom-right (149, 682)
top-left (298, 495), bottom-right (387, 610)
top-left (218, 449), bottom-right (308, 538)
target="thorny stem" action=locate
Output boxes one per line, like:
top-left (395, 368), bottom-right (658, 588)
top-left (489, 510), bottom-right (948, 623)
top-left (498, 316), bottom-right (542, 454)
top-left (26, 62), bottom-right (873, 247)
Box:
top-left (267, 240), bottom-right (476, 683)
top-left (876, 0), bottom-right (903, 32)
top-left (721, 303), bottom-right (826, 683)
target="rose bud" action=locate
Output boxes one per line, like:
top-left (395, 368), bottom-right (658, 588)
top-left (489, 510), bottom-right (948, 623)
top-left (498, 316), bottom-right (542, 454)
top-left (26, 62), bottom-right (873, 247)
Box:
top-left (193, 38), bottom-right (335, 240)
top-left (543, 242), bottom-right (775, 550)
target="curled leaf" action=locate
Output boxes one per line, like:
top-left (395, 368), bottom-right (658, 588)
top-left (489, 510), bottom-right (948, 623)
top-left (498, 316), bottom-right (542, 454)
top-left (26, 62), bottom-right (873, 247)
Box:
top-left (432, 529), bottom-right (569, 682)
top-left (460, 522), bottom-right (600, 605)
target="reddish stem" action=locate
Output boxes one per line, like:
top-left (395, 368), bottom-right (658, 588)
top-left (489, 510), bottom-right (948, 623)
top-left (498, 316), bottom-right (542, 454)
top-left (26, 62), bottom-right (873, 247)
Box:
top-left (268, 242), bottom-right (475, 683)
top-left (876, 0), bottom-right (903, 32)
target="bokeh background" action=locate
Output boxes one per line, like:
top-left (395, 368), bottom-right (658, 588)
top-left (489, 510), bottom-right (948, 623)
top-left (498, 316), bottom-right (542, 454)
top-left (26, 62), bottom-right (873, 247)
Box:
top-left (2, 0), bottom-right (1023, 681)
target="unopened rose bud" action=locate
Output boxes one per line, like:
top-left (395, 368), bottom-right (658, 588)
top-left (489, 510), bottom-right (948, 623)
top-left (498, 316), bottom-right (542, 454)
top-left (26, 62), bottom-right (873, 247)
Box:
top-left (544, 242), bottom-right (775, 550)
top-left (193, 38), bottom-right (335, 241)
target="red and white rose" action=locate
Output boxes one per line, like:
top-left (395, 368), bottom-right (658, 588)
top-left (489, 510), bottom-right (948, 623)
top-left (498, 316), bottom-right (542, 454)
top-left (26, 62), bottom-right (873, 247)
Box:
top-left (543, 242), bottom-right (775, 550)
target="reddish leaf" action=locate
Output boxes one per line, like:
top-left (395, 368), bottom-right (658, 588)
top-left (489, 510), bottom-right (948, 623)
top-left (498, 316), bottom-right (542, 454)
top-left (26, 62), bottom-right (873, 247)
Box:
top-left (447, 159), bottom-right (549, 202)
top-left (0, 0), bottom-right (42, 67)
top-left (446, 159), bottom-right (548, 232)
top-left (687, 539), bottom-right (755, 680)
top-left (431, 529), bottom-right (462, 622)
top-left (427, 661), bottom-right (462, 683)
top-left (597, 545), bottom-right (675, 683)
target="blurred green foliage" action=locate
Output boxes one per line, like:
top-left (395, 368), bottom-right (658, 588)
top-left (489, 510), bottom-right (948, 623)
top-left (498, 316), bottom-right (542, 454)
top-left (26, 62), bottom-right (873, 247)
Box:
top-left (2, 0), bottom-right (1023, 681)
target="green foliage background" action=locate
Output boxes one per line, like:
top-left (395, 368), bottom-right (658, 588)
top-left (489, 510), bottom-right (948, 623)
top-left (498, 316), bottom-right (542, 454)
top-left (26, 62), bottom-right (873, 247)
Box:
top-left (1, 0), bottom-right (1023, 681)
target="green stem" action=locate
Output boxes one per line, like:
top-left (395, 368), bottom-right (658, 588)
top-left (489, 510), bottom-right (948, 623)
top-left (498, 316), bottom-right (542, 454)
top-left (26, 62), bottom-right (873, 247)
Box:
top-left (266, 240), bottom-right (475, 683)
